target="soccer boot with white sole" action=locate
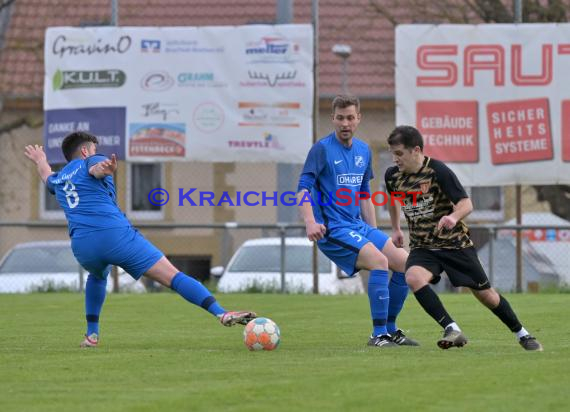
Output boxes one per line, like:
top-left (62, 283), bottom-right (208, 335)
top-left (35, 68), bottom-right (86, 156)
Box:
top-left (519, 335), bottom-right (543, 351)
top-left (367, 334), bottom-right (399, 348)
top-left (437, 327), bottom-right (468, 349)
top-left (219, 311), bottom-right (257, 327)
top-left (80, 333), bottom-right (99, 348)
top-left (391, 329), bottom-right (420, 346)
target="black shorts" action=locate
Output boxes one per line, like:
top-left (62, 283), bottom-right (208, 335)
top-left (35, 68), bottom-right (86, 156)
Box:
top-left (406, 247), bottom-right (491, 290)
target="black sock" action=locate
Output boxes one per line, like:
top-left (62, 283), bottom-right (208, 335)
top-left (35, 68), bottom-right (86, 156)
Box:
top-left (491, 295), bottom-right (522, 332)
top-left (414, 285), bottom-right (454, 328)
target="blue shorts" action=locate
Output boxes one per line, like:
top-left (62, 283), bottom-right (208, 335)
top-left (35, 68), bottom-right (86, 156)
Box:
top-left (317, 223), bottom-right (390, 276)
top-left (71, 226), bottom-right (163, 280)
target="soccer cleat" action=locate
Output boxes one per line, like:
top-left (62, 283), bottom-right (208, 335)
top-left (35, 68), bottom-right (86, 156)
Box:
top-left (391, 329), bottom-right (420, 346)
top-left (80, 333), bottom-right (99, 348)
top-left (437, 327), bottom-right (468, 349)
top-left (219, 311), bottom-right (257, 327)
top-left (519, 335), bottom-right (543, 351)
top-left (367, 334), bottom-right (399, 347)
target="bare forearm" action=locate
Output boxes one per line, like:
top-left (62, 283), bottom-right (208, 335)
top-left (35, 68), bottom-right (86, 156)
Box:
top-left (360, 198), bottom-right (377, 227)
top-left (36, 160), bottom-right (53, 183)
top-left (297, 190), bottom-right (315, 224)
top-left (450, 198), bottom-right (473, 221)
top-left (388, 204), bottom-right (401, 231)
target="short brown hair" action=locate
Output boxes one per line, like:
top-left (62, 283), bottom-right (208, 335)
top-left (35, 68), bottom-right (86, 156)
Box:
top-left (332, 95), bottom-right (360, 113)
top-left (387, 125), bottom-right (424, 151)
top-left (61, 131), bottom-right (99, 162)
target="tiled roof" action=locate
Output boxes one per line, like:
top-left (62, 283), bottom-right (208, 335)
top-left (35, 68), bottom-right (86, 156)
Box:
top-left (0, 0), bottom-right (422, 99)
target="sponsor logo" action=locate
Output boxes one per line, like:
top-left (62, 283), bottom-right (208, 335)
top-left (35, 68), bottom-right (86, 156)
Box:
top-left (334, 160), bottom-right (343, 165)
top-left (52, 69), bottom-right (126, 90)
top-left (177, 72), bottom-right (228, 88)
top-left (228, 132), bottom-right (284, 150)
top-left (247, 70), bottom-right (296, 87)
top-left (238, 102), bottom-right (300, 127)
top-left (354, 156), bottom-right (364, 167)
top-left (141, 39), bottom-right (161, 53)
top-left (138, 39), bottom-right (224, 54)
top-left (245, 37), bottom-right (300, 63)
top-left (140, 71), bottom-right (174, 91)
top-left (52, 34), bottom-right (132, 58)
top-left (129, 123), bottom-right (186, 157)
top-left (243, 108), bottom-right (268, 122)
top-left (240, 71), bottom-right (305, 88)
top-left (336, 174), bottom-right (363, 186)
top-left (193, 102), bottom-right (224, 133)
top-left (164, 40), bottom-right (224, 54)
top-left (141, 102), bottom-right (180, 121)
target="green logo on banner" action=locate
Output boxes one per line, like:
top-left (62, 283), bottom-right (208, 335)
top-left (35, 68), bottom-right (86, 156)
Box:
top-left (53, 69), bottom-right (126, 90)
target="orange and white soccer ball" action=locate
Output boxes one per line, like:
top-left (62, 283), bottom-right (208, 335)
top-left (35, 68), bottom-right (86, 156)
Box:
top-left (243, 317), bottom-right (280, 351)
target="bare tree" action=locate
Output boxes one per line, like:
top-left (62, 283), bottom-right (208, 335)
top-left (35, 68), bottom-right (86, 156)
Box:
top-left (367, 0), bottom-right (568, 24)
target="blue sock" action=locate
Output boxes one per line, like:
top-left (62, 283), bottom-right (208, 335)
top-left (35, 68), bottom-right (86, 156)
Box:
top-left (368, 269), bottom-right (390, 336)
top-left (171, 272), bottom-right (225, 316)
top-left (85, 274), bottom-right (107, 336)
top-left (387, 272), bottom-right (409, 333)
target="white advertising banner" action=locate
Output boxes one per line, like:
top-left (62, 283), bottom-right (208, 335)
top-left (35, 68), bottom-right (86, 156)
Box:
top-left (44, 25), bottom-right (313, 163)
top-left (396, 24), bottom-right (570, 185)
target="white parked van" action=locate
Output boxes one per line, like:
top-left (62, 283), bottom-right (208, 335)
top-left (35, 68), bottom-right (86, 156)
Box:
top-left (212, 237), bottom-right (364, 294)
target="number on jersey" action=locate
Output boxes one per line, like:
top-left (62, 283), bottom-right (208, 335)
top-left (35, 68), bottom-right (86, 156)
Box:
top-left (63, 180), bottom-right (79, 209)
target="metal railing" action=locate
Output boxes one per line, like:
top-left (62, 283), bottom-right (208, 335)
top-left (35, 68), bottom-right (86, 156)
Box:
top-left (1, 221), bottom-right (569, 293)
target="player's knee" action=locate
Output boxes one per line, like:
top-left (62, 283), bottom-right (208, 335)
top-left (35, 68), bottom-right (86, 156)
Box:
top-left (369, 253), bottom-right (388, 270)
top-left (405, 269), bottom-right (428, 290)
top-left (474, 287), bottom-right (499, 308)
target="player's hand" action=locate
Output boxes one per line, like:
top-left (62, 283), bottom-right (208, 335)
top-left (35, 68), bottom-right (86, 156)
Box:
top-left (437, 215), bottom-right (457, 232)
top-left (392, 229), bottom-right (405, 248)
top-left (24, 145), bottom-right (47, 165)
top-left (306, 222), bottom-right (327, 242)
top-left (93, 154), bottom-right (118, 176)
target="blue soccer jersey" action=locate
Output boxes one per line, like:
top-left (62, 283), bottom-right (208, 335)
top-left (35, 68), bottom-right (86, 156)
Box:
top-left (297, 132), bottom-right (373, 229)
top-left (46, 154), bottom-right (130, 236)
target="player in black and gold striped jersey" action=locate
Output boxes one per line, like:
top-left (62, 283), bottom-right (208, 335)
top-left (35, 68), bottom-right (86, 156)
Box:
top-left (385, 125), bottom-right (542, 351)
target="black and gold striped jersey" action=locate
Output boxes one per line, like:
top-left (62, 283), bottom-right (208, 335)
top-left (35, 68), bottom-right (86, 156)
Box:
top-left (385, 157), bottom-right (473, 250)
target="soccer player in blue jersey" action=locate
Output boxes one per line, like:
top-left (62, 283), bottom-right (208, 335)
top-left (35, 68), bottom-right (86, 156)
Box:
top-left (297, 95), bottom-right (418, 347)
top-left (24, 132), bottom-right (255, 348)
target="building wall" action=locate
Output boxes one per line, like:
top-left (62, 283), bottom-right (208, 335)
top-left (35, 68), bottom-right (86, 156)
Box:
top-left (0, 102), bottom-right (555, 263)
top-left (0, 103), bottom-right (395, 259)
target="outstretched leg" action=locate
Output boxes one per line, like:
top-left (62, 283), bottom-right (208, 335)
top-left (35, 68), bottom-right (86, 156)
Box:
top-left (472, 288), bottom-right (543, 351)
top-left (144, 257), bottom-right (256, 326)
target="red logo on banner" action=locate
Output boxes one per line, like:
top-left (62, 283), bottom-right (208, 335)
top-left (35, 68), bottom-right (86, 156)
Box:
top-left (487, 98), bottom-right (553, 164)
top-left (562, 101), bottom-right (570, 162)
top-left (416, 101), bottom-right (478, 162)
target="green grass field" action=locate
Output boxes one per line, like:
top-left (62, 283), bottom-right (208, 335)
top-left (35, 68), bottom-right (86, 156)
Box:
top-left (0, 292), bottom-right (568, 412)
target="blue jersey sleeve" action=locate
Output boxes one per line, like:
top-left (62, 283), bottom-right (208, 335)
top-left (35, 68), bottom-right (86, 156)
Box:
top-left (46, 173), bottom-right (58, 194)
top-left (359, 147), bottom-right (374, 194)
top-left (85, 154), bottom-right (109, 171)
top-left (297, 142), bottom-right (326, 192)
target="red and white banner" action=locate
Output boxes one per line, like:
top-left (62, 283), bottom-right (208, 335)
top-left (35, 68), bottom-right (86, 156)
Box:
top-left (396, 24), bottom-right (570, 185)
